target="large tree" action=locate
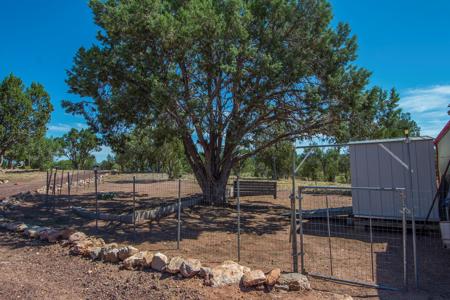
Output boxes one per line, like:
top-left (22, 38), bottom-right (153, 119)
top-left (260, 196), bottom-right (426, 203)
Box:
top-left (64, 0), bottom-right (394, 204)
top-left (57, 128), bottom-right (101, 169)
top-left (0, 74), bottom-right (53, 167)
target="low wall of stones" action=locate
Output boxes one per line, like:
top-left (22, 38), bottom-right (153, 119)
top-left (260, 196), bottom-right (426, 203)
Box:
top-left (0, 217), bottom-right (313, 293)
top-left (72, 195), bottom-right (203, 224)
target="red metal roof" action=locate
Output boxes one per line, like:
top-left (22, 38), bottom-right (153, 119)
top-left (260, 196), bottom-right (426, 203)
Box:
top-left (435, 120), bottom-right (450, 145)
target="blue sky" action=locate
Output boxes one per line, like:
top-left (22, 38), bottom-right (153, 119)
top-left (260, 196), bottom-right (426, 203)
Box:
top-left (1, 0), bottom-right (449, 161)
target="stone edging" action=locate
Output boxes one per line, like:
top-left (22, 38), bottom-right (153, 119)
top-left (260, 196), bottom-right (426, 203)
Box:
top-left (0, 217), bottom-right (312, 292)
top-left (71, 195), bottom-right (203, 224)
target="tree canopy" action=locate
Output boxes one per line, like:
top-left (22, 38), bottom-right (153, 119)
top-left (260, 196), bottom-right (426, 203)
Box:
top-left (0, 74), bottom-right (53, 167)
top-left (57, 128), bottom-right (101, 169)
top-left (63, 0), bottom-right (418, 203)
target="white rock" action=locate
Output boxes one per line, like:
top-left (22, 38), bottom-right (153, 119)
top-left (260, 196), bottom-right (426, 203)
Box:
top-left (88, 247), bottom-right (103, 260)
top-left (117, 246), bottom-right (139, 261)
top-left (23, 226), bottom-right (43, 238)
top-left (166, 256), bottom-right (185, 274)
top-left (204, 261), bottom-right (250, 287)
top-left (151, 252), bottom-right (168, 271)
top-left (122, 251), bottom-right (153, 270)
top-left (265, 268), bottom-right (281, 286)
top-left (68, 232), bottom-right (87, 243)
top-left (277, 273), bottom-right (311, 291)
top-left (180, 258), bottom-right (202, 278)
top-left (103, 248), bottom-right (120, 263)
top-left (198, 266), bottom-right (212, 278)
top-left (242, 270), bottom-right (266, 287)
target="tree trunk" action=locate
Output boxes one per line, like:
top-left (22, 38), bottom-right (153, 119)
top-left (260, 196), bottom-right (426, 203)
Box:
top-left (197, 174), bottom-right (229, 206)
top-left (0, 155), bottom-right (3, 169)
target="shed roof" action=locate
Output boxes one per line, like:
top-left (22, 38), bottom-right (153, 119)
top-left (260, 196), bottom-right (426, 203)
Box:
top-left (347, 136), bottom-right (434, 146)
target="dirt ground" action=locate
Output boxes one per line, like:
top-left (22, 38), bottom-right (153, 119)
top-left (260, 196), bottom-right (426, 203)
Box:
top-left (0, 229), bottom-right (354, 300)
top-left (0, 170), bottom-right (46, 201)
top-left (2, 172), bottom-right (450, 299)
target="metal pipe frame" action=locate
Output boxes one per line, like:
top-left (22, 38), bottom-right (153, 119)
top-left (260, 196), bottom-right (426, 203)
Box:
top-left (295, 143), bottom-right (350, 149)
top-left (95, 169), bottom-right (98, 232)
top-left (298, 186), bottom-right (305, 274)
top-left (177, 178), bottom-right (181, 250)
top-left (299, 185), bottom-right (405, 192)
top-left (237, 171), bottom-right (241, 262)
top-left (133, 175), bottom-right (137, 240)
top-left (307, 273), bottom-right (400, 291)
top-left (291, 145), bottom-right (299, 273)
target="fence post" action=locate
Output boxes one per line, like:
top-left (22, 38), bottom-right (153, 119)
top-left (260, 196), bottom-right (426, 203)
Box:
top-left (46, 169), bottom-right (50, 205)
top-left (298, 186), bottom-right (305, 274)
top-left (401, 190), bottom-right (408, 289)
top-left (405, 134), bottom-right (419, 288)
top-left (59, 171), bottom-right (64, 196)
top-left (291, 146), bottom-right (298, 273)
top-left (177, 178), bottom-right (181, 250)
top-left (94, 168), bottom-right (98, 232)
top-left (67, 172), bottom-right (71, 215)
top-left (76, 169), bottom-right (79, 192)
top-left (133, 175), bottom-right (136, 240)
top-left (237, 170), bottom-right (241, 262)
top-left (52, 169), bottom-right (57, 213)
top-left (325, 194), bottom-right (333, 276)
top-left (368, 190), bottom-right (375, 282)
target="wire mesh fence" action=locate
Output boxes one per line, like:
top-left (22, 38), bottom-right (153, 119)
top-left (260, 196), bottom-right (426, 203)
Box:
top-left (295, 186), bottom-right (450, 291)
top-left (34, 165), bottom-right (450, 292)
top-left (42, 170), bottom-right (294, 272)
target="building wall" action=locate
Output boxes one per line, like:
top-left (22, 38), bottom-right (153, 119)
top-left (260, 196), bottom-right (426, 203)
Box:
top-left (350, 138), bottom-right (438, 221)
top-left (437, 129), bottom-right (450, 181)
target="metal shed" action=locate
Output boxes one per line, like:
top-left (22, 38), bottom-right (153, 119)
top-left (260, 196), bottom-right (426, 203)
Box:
top-left (349, 137), bottom-right (438, 221)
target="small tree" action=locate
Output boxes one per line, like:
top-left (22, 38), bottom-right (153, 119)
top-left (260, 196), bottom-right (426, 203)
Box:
top-left (0, 74), bottom-right (53, 168)
top-left (57, 128), bottom-right (101, 169)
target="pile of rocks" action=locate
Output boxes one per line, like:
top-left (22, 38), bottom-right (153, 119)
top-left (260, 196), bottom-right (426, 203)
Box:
top-left (0, 218), bottom-right (311, 292)
top-left (0, 179), bottom-right (9, 184)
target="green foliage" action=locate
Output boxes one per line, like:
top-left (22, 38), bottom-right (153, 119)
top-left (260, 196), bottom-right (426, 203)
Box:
top-left (253, 141), bottom-right (294, 179)
top-left (8, 137), bottom-right (62, 170)
top-left (113, 126), bottom-right (188, 178)
top-left (99, 154), bottom-right (119, 170)
top-left (57, 128), bottom-right (101, 169)
top-left (339, 87), bottom-right (420, 141)
top-left (0, 74), bottom-right (53, 164)
top-left (62, 0), bottom-right (419, 202)
top-left (298, 147), bottom-right (350, 183)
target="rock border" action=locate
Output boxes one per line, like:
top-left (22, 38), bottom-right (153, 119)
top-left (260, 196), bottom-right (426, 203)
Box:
top-left (0, 217), bottom-right (313, 293)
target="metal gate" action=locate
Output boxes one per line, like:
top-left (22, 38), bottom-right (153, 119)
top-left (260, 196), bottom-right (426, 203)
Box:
top-left (295, 186), bottom-right (410, 290)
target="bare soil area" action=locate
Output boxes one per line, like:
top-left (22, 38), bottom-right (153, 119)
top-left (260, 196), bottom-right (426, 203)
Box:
top-left (0, 170), bottom-right (47, 201)
top-left (2, 173), bottom-right (450, 299)
top-left (0, 230), bottom-right (351, 300)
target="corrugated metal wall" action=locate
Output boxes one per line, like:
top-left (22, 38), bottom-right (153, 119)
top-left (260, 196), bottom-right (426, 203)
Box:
top-left (350, 138), bottom-right (438, 221)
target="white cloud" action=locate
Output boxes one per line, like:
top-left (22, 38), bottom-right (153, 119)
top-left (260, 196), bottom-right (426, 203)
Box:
top-left (47, 122), bottom-right (88, 134)
top-left (93, 146), bottom-right (112, 162)
top-left (400, 85), bottom-right (450, 137)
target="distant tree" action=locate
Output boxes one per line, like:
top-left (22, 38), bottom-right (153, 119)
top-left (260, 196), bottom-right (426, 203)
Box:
top-left (0, 74), bottom-right (53, 168)
top-left (322, 149), bottom-right (339, 182)
top-left (342, 87), bottom-right (420, 141)
top-left (99, 154), bottom-right (118, 170)
top-left (9, 137), bottom-right (61, 170)
top-left (338, 151), bottom-right (350, 183)
top-left (299, 148), bottom-right (323, 181)
top-left (254, 141), bottom-right (294, 179)
top-left (112, 126), bottom-right (188, 178)
top-left (57, 128), bottom-right (101, 169)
